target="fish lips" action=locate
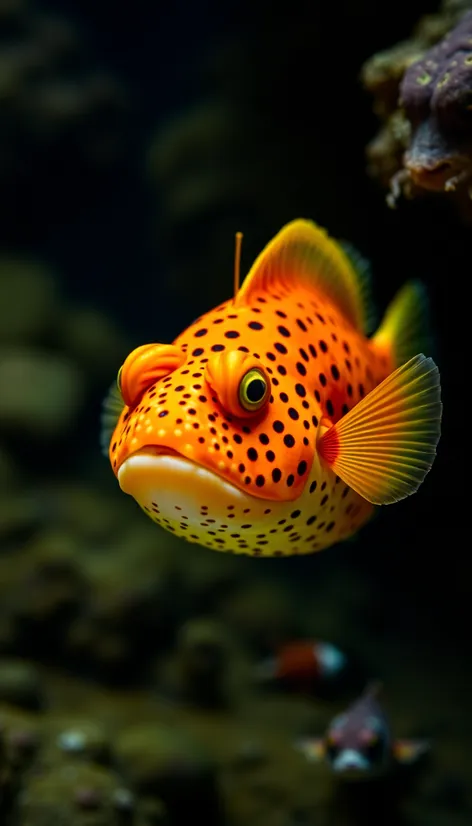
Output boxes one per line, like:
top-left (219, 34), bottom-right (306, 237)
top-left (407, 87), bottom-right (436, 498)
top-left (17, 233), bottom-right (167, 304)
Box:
top-left (117, 445), bottom-right (260, 521)
top-left (118, 445), bottom-right (231, 496)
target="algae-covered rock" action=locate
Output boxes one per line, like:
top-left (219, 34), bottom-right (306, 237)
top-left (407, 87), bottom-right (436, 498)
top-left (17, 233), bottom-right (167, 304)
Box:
top-left (115, 723), bottom-right (223, 824)
top-left (18, 762), bottom-right (131, 826)
top-left (37, 484), bottom-right (131, 545)
top-left (0, 348), bottom-right (84, 439)
top-left (228, 738), bottom-right (269, 771)
top-left (67, 526), bottom-right (181, 678)
top-left (0, 703), bottom-right (41, 816)
top-left (135, 796), bottom-right (168, 825)
top-left (361, 0), bottom-right (472, 215)
top-left (0, 532), bottom-right (88, 659)
top-left (178, 545), bottom-right (246, 615)
top-left (219, 581), bottom-right (294, 650)
top-left (0, 711), bottom-right (14, 811)
top-left (45, 717), bottom-right (111, 766)
top-left (0, 446), bottom-right (20, 489)
top-left (0, 702), bottom-right (41, 767)
top-left (0, 659), bottom-right (44, 710)
top-left (401, 804), bottom-right (472, 826)
top-left (159, 618), bottom-right (231, 708)
top-left (0, 513), bottom-right (185, 680)
top-left (0, 494), bottom-right (43, 546)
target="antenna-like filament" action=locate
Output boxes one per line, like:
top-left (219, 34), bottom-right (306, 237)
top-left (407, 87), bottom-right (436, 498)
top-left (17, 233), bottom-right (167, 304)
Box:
top-left (233, 231), bottom-right (243, 302)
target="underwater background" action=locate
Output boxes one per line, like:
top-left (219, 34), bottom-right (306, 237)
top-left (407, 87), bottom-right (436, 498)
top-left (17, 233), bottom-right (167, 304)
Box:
top-left (0, 0), bottom-right (467, 824)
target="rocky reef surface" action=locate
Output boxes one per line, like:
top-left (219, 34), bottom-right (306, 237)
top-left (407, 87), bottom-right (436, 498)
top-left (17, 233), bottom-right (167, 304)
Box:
top-left (361, 0), bottom-right (472, 219)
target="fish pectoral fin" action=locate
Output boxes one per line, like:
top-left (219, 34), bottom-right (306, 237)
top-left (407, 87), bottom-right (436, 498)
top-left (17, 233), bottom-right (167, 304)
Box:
top-left (100, 381), bottom-right (125, 457)
top-left (294, 737), bottom-right (326, 762)
top-left (317, 354), bottom-right (442, 505)
top-left (393, 739), bottom-right (431, 764)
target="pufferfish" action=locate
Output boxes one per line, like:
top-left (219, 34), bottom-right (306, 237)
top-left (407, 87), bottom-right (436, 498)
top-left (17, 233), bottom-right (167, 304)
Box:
top-left (101, 219), bottom-right (441, 557)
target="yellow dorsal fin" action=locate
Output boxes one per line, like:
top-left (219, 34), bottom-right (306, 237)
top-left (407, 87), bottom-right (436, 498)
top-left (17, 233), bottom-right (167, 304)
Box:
top-left (235, 219), bottom-right (373, 332)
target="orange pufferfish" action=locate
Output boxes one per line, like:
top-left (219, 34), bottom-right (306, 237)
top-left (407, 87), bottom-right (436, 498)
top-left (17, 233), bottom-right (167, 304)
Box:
top-left (102, 219), bottom-right (441, 557)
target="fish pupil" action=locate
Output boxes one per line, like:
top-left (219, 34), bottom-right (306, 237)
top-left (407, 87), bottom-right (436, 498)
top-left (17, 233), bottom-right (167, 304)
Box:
top-left (246, 378), bottom-right (266, 402)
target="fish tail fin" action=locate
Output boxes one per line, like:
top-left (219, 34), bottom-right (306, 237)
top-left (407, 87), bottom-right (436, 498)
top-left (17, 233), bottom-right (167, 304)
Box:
top-left (372, 281), bottom-right (434, 368)
top-left (294, 737), bottom-right (326, 762)
top-left (317, 354), bottom-right (442, 505)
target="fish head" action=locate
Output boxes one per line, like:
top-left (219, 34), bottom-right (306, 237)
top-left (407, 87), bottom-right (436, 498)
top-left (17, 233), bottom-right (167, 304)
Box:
top-left (323, 684), bottom-right (391, 778)
top-left (103, 217), bottom-right (396, 555)
top-left (109, 306), bottom-right (316, 551)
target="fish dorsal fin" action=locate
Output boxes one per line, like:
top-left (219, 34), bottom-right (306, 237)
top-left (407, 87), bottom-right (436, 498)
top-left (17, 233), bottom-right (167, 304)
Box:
top-left (365, 680), bottom-right (383, 700)
top-left (235, 219), bottom-right (373, 333)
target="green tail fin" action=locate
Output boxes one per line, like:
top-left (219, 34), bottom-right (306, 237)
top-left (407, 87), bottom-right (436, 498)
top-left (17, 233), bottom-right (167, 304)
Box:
top-left (373, 281), bottom-right (434, 367)
top-left (100, 382), bottom-right (124, 457)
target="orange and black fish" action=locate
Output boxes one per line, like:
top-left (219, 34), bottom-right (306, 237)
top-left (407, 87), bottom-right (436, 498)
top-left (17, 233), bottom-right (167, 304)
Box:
top-left (101, 219), bottom-right (442, 557)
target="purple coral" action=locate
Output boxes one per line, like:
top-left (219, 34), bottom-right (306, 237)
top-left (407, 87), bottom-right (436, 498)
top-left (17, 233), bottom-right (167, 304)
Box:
top-left (400, 11), bottom-right (472, 118)
top-left (398, 10), bottom-right (472, 193)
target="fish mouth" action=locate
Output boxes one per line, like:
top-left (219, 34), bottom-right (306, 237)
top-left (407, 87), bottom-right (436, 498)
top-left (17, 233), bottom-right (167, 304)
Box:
top-left (118, 444), bottom-right (239, 494)
top-left (124, 446), bottom-right (182, 460)
top-left (117, 445), bottom-right (266, 526)
top-left (331, 749), bottom-right (372, 779)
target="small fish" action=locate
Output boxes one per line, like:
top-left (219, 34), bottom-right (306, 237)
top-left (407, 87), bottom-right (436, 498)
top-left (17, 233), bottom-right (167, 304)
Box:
top-left (101, 219), bottom-right (441, 557)
top-left (255, 640), bottom-right (348, 691)
top-left (296, 682), bottom-right (429, 780)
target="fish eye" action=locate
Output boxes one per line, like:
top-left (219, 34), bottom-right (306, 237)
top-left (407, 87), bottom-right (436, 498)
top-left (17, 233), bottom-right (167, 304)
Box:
top-left (239, 368), bottom-right (270, 411)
